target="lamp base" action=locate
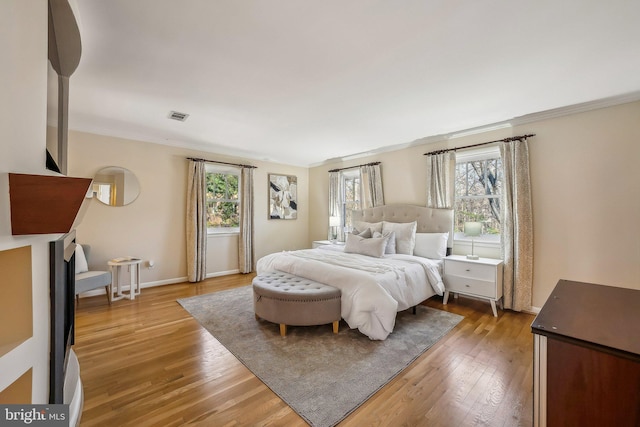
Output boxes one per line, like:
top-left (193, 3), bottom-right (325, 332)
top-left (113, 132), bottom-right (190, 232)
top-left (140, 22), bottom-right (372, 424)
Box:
top-left (466, 254), bottom-right (480, 260)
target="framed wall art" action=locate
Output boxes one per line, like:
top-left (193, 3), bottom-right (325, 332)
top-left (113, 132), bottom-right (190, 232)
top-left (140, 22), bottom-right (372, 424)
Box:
top-left (268, 174), bottom-right (297, 219)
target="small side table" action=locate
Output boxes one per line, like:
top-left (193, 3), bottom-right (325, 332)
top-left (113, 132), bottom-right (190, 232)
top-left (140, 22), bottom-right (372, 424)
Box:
top-left (443, 255), bottom-right (503, 316)
top-left (108, 257), bottom-right (142, 301)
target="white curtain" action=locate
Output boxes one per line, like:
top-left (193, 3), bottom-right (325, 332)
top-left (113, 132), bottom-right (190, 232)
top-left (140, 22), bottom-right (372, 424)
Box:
top-left (186, 160), bottom-right (207, 282)
top-left (425, 152), bottom-right (455, 208)
top-left (328, 171), bottom-right (345, 241)
top-left (239, 167), bottom-right (254, 273)
top-left (360, 163), bottom-right (385, 208)
top-left (500, 138), bottom-right (534, 311)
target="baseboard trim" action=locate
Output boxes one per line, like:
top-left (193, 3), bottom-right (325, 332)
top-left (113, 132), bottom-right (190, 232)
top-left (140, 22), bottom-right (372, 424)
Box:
top-left (206, 269), bottom-right (240, 278)
top-left (524, 306), bottom-right (541, 315)
top-left (77, 271), bottom-right (241, 298)
top-left (141, 277), bottom-right (188, 288)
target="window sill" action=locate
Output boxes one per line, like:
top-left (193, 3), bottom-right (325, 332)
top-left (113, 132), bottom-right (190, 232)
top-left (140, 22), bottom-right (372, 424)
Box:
top-left (207, 231), bottom-right (239, 237)
top-left (452, 238), bottom-right (501, 259)
top-left (453, 238), bottom-right (501, 250)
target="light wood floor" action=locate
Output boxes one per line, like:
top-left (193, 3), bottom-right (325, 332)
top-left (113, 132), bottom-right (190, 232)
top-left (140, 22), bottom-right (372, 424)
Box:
top-left (74, 274), bottom-right (535, 426)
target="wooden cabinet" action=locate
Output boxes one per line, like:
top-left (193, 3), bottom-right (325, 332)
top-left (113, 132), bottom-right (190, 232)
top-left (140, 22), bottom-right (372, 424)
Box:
top-left (443, 255), bottom-right (503, 316)
top-left (531, 280), bottom-right (640, 427)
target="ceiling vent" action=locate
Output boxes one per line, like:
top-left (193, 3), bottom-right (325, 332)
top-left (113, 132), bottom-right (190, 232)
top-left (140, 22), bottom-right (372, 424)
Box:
top-left (168, 111), bottom-right (189, 121)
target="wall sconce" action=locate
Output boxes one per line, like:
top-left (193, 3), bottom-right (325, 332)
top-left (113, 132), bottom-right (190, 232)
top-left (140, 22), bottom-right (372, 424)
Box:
top-left (464, 222), bottom-right (482, 260)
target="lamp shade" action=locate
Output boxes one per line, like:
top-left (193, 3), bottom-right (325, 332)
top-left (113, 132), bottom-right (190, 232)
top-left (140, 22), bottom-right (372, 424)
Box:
top-left (329, 216), bottom-right (341, 227)
top-left (464, 222), bottom-right (482, 237)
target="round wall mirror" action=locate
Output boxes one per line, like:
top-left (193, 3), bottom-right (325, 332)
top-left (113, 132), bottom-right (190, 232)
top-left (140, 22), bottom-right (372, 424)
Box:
top-left (92, 166), bottom-right (140, 206)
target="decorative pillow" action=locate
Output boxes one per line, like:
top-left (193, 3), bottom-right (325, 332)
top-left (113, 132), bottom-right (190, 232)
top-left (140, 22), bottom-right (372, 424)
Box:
top-left (351, 227), bottom-right (372, 239)
top-left (75, 244), bottom-right (89, 274)
top-left (413, 232), bottom-right (449, 260)
top-left (344, 233), bottom-right (388, 258)
top-left (382, 221), bottom-right (417, 255)
top-left (373, 230), bottom-right (396, 254)
top-left (352, 220), bottom-right (383, 234)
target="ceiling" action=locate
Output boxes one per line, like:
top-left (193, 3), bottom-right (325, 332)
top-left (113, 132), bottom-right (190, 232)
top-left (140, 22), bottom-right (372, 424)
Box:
top-left (68, 0), bottom-right (640, 166)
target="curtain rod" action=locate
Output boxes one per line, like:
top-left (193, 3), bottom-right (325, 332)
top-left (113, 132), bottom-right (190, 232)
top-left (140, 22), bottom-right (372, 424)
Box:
top-left (328, 161), bottom-right (380, 173)
top-left (423, 134), bottom-right (536, 156)
top-left (187, 157), bottom-right (257, 169)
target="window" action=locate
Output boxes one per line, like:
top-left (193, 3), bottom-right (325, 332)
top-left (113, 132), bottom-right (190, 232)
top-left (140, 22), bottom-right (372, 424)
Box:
top-left (454, 147), bottom-right (502, 242)
top-left (342, 170), bottom-right (361, 229)
top-left (206, 165), bottom-right (241, 233)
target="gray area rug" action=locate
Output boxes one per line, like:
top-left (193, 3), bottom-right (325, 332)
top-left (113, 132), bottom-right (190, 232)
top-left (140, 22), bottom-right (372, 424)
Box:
top-left (178, 286), bottom-right (463, 427)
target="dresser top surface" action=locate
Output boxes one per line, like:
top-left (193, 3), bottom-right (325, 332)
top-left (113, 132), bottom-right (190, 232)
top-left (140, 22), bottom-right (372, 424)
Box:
top-left (532, 280), bottom-right (640, 356)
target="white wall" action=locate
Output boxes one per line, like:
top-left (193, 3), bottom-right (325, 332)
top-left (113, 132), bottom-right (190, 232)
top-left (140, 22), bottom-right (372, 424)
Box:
top-left (0, 0), bottom-right (54, 403)
top-left (69, 130), bottom-right (309, 285)
top-left (528, 102), bottom-right (640, 305)
top-left (309, 101), bottom-right (640, 309)
top-left (69, 98), bottom-right (639, 311)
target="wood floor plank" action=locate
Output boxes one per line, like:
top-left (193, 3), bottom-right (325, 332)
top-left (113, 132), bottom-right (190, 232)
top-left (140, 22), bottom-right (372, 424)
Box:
top-left (74, 274), bottom-right (534, 426)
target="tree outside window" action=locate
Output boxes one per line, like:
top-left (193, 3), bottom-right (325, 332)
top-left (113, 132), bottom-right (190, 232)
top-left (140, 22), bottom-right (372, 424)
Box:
top-left (206, 169), bottom-right (240, 232)
top-left (343, 172), bottom-right (361, 229)
top-left (454, 155), bottom-right (502, 241)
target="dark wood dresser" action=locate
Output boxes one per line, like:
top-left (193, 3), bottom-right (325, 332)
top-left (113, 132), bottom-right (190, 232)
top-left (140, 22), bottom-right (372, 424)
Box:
top-left (531, 280), bottom-right (640, 427)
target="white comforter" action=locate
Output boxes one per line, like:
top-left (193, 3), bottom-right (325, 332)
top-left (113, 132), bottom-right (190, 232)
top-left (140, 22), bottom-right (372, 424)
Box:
top-left (255, 247), bottom-right (445, 340)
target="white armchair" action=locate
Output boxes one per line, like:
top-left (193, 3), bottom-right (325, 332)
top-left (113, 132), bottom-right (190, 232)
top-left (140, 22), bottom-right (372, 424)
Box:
top-left (75, 244), bottom-right (112, 304)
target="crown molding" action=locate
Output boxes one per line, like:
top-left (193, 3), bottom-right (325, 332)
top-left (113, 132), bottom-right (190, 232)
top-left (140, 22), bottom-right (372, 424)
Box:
top-left (509, 91), bottom-right (640, 127)
top-left (313, 91), bottom-right (640, 168)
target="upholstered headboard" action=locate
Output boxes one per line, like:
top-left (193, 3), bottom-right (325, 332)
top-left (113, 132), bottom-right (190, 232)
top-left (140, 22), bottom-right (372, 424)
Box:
top-left (352, 204), bottom-right (454, 249)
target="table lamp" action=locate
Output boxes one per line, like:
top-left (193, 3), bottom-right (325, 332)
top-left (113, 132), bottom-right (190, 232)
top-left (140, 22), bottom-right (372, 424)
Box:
top-left (464, 221), bottom-right (482, 260)
top-left (329, 216), bottom-right (340, 242)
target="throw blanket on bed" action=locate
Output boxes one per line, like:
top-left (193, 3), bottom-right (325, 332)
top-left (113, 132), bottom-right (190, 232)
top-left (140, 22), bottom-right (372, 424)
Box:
top-left (256, 249), bottom-right (445, 340)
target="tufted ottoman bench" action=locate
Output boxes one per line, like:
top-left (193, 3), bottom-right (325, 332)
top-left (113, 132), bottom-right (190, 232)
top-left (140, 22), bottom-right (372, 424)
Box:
top-left (252, 271), bottom-right (341, 336)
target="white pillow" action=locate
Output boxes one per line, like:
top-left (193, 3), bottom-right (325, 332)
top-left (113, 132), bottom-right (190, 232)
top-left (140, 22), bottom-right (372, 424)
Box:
top-left (75, 244), bottom-right (89, 274)
top-left (344, 233), bottom-right (388, 258)
top-left (353, 220), bottom-right (383, 234)
top-left (382, 221), bottom-right (417, 255)
top-left (373, 230), bottom-right (396, 254)
top-left (351, 227), bottom-right (372, 238)
top-left (413, 232), bottom-right (449, 260)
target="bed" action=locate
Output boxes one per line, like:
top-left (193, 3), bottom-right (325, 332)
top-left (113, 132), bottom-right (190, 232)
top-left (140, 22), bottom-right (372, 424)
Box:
top-left (256, 204), bottom-right (454, 340)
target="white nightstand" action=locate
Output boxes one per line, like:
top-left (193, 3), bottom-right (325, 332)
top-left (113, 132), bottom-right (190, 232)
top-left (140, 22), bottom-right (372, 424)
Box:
top-left (312, 240), bottom-right (345, 249)
top-left (443, 255), bottom-right (503, 317)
